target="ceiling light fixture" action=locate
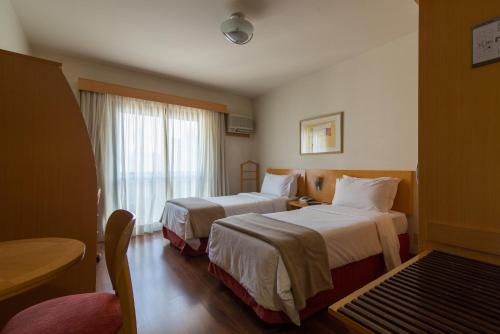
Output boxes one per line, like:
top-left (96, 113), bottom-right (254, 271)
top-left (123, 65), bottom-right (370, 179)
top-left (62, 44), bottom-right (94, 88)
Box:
top-left (221, 13), bottom-right (254, 45)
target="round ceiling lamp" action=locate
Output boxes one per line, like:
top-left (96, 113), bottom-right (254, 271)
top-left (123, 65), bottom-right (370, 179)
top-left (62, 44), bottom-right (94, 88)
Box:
top-left (221, 13), bottom-right (254, 45)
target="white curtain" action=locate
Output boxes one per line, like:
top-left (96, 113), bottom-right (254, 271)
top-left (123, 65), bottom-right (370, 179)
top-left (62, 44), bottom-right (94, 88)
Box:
top-left (80, 92), bottom-right (227, 237)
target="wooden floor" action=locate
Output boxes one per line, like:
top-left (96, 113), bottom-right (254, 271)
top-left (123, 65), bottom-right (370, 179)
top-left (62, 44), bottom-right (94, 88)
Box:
top-left (97, 232), bottom-right (349, 334)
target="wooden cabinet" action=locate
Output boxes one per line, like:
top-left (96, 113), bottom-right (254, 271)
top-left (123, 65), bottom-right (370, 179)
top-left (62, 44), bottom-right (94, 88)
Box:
top-left (418, 0), bottom-right (500, 264)
top-left (0, 50), bottom-right (97, 324)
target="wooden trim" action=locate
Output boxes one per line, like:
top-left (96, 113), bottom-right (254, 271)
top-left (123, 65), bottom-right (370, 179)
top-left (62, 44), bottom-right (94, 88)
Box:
top-left (78, 78), bottom-right (228, 114)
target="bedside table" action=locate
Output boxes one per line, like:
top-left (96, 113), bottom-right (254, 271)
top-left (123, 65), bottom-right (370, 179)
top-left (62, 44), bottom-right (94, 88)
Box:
top-left (287, 200), bottom-right (327, 210)
top-left (287, 200), bottom-right (309, 210)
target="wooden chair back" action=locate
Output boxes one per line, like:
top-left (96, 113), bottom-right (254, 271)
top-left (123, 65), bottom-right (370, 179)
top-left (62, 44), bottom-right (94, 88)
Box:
top-left (104, 210), bottom-right (136, 334)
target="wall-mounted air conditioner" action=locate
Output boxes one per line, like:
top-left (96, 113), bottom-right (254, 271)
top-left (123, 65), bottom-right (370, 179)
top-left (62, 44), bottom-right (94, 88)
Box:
top-left (226, 114), bottom-right (254, 134)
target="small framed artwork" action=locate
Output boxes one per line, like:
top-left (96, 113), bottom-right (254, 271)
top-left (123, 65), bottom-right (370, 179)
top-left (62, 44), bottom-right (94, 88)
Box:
top-left (300, 112), bottom-right (343, 155)
top-left (472, 17), bottom-right (500, 67)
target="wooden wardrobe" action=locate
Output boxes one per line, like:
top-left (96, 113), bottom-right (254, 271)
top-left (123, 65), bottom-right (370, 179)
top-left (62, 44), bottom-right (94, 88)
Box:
top-left (419, 0), bottom-right (500, 264)
top-left (0, 50), bottom-right (97, 324)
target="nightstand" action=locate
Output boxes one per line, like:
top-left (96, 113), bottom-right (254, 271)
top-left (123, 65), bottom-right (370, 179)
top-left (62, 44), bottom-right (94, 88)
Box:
top-left (287, 200), bottom-right (309, 210)
top-left (287, 200), bottom-right (327, 210)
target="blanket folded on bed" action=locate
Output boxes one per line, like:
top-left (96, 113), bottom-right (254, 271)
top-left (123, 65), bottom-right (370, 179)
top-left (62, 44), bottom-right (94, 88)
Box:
top-left (214, 213), bottom-right (333, 311)
top-left (169, 197), bottom-right (225, 238)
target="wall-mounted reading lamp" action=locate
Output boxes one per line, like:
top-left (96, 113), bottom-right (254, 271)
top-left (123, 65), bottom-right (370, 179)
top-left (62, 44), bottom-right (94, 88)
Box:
top-left (314, 177), bottom-right (324, 191)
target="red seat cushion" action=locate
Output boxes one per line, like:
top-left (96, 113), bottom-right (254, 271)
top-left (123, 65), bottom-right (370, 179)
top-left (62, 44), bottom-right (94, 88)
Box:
top-left (1, 292), bottom-right (122, 334)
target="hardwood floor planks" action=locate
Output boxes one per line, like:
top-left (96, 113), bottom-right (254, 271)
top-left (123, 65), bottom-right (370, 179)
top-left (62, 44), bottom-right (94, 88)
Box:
top-left (97, 232), bottom-right (347, 334)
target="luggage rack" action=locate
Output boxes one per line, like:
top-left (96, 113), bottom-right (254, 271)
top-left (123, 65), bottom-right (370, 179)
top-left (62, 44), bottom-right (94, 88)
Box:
top-left (329, 250), bottom-right (500, 334)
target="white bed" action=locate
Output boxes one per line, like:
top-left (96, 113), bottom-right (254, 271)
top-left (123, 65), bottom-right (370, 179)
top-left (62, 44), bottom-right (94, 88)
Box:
top-left (160, 192), bottom-right (289, 250)
top-left (207, 204), bottom-right (407, 324)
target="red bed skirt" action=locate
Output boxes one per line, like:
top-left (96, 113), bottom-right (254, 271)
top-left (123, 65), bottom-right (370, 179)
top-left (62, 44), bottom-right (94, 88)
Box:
top-left (208, 233), bottom-right (410, 324)
top-left (162, 227), bottom-right (208, 257)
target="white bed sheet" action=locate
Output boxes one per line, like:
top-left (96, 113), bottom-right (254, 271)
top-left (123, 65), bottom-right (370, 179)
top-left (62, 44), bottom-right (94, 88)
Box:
top-left (160, 192), bottom-right (288, 249)
top-left (207, 205), bottom-right (407, 324)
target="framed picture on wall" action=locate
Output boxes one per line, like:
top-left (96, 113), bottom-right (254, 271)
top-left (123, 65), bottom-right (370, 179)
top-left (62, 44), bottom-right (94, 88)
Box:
top-left (300, 112), bottom-right (343, 155)
top-left (472, 17), bottom-right (500, 67)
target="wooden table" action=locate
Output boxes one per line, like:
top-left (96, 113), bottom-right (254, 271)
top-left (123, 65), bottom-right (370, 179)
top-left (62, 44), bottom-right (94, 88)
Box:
top-left (0, 238), bottom-right (86, 301)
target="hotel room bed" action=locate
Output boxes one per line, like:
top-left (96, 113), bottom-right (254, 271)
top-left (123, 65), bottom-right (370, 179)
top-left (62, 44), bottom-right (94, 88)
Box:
top-left (160, 170), bottom-right (304, 256)
top-left (160, 192), bottom-right (289, 255)
top-left (207, 204), bottom-right (410, 325)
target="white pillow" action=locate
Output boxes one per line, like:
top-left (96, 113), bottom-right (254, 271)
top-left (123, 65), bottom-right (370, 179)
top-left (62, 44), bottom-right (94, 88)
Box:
top-left (332, 176), bottom-right (401, 212)
top-left (261, 173), bottom-right (295, 197)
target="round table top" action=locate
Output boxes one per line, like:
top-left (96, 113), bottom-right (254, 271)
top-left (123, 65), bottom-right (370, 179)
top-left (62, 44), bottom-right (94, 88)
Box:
top-left (0, 238), bottom-right (86, 301)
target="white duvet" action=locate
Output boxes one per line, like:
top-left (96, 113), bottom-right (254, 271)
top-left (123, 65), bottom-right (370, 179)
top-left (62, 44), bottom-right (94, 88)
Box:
top-left (207, 205), bottom-right (406, 325)
top-left (160, 192), bottom-right (288, 249)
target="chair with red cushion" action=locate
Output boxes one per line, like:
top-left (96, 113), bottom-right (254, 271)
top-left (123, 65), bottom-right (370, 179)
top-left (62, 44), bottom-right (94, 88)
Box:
top-left (2, 210), bottom-right (137, 334)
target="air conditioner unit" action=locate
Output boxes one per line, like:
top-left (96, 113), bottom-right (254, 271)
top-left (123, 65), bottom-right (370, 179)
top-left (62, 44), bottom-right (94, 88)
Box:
top-left (226, 114), bottom-right (254, 134)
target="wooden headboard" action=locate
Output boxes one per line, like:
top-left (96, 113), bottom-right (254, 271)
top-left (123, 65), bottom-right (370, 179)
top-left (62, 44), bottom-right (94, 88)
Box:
top-left (267, 168), bottom-right (414, 215)
top-left (266, 168), bottom-right (414, 215)
top-left (306, 169), bottom-right (415, 215)
top-left (334, 170), bottom-right (415, 215)
top-left (266, 169), bottom-right (306, 197)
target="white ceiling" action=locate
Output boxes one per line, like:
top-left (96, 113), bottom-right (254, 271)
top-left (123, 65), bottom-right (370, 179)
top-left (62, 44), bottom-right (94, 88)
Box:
top-left (12, 0), bottom-right (418, 97)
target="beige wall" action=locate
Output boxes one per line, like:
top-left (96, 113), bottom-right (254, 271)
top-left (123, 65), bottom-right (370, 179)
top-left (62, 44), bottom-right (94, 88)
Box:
top-left (0, 0), bottom-right (30, 54)
top-left (33, 49), bottom-right (254, 194)
top-left (252, 32), bottom-right (418, 250)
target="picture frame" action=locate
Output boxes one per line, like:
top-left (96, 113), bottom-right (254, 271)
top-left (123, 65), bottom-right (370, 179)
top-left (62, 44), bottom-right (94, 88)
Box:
top-left (300, 112), bottom-right (343, 155)
top-left (472, 17), bottom-right (500, 68)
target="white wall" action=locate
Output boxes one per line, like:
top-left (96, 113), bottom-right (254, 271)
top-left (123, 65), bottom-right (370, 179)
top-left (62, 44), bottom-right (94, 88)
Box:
top-left (33, 49), bottom-right (254, 194)
top-left (0, 0), bottom-right (30, 54)
top-left (252, 32), bottom-right (418, 250)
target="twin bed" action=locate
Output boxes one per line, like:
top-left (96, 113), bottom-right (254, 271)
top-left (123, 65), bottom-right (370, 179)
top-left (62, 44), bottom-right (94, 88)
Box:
top-left (161, 192), bottom-right (289, 255)
top-left (161, 168), bottom-right (414, 325)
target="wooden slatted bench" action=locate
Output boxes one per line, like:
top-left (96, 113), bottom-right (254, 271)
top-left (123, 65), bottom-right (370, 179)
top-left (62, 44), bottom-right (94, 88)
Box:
top-left (329, 250), bottom-right (500, 334)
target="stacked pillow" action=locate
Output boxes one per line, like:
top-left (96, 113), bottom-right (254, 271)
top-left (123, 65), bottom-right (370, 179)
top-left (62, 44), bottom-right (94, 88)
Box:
top-left (332, 175), bottom-right (401, 212)
top-left (260, 173), bottom-right (300, 197)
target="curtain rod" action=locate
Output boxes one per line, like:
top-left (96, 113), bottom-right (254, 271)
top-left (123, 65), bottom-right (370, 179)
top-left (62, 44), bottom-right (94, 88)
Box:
top-left (78, 78), bottom-right (228, 114)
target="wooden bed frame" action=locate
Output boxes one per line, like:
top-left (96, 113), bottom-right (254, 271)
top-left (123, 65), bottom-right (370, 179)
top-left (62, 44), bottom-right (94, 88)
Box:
top-left (268, 169), bottom-right (415, 215)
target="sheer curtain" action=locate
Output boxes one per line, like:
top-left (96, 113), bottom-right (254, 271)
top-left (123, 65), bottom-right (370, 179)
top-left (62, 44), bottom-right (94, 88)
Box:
top-left (81, 91), bottom-right (227, 237)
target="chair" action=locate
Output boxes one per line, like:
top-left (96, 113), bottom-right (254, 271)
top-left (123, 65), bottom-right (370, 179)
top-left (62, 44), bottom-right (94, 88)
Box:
top-left (1, 210), bottom-right (137, 334)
